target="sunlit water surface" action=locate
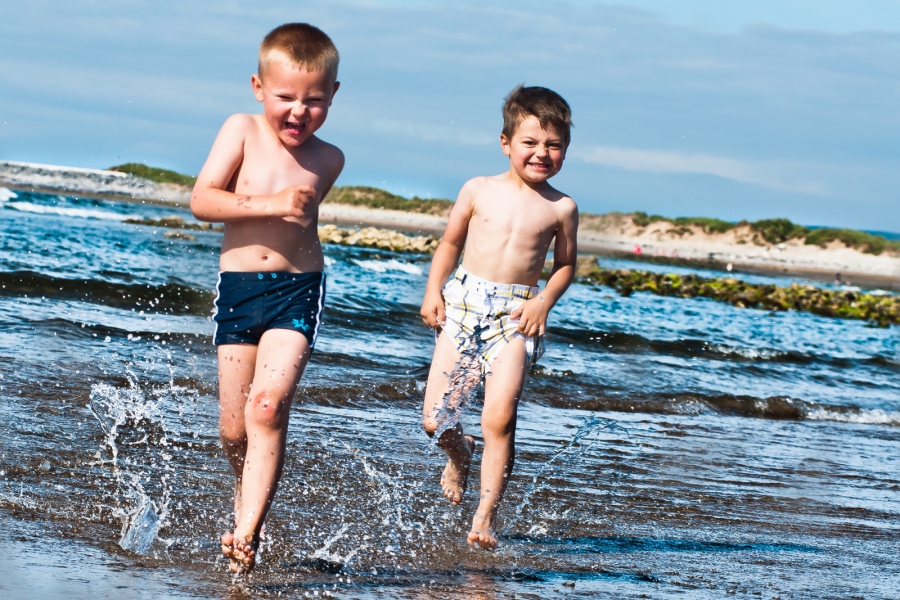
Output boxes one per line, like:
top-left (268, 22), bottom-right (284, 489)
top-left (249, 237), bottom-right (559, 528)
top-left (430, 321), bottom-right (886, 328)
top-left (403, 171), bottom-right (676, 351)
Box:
top-left (1, 190), bottom-right (898, 599)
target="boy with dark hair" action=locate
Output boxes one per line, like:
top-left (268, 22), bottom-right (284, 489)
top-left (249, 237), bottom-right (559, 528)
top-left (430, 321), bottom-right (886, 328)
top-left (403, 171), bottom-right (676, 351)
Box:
top-left (420, 84), bottom-right (579, 549)
top-left (191, 23), bottom-right (343, 572)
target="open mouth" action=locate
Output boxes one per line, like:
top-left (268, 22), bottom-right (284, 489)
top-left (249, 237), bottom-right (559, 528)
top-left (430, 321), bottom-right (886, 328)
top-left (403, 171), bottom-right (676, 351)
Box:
top-left (284, 121), bottom-right (306, 135)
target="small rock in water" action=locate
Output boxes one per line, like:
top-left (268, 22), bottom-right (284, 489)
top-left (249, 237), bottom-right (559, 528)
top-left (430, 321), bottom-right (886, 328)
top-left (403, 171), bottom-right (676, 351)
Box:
top-left (163, 230), bottom-right (197, 241)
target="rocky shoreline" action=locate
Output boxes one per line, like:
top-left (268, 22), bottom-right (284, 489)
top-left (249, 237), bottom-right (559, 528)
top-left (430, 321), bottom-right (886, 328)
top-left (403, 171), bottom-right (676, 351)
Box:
top-left (123, 216), bottom-right (440, 254)
top-left (572, 259), bottom-right (899, 328)
top-left (3, 160), bottom-right (898, 289)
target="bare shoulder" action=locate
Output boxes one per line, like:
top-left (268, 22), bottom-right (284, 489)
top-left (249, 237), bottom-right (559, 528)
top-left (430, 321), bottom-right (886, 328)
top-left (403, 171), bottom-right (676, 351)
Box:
top-left (459, 175), bottom-right (493, 197)
top-left (222, 113), bottom-right (258, 135)
top-left (306, 136), bottom-right (346, 178)
top-left (541, 184), bottom-right (577, 216)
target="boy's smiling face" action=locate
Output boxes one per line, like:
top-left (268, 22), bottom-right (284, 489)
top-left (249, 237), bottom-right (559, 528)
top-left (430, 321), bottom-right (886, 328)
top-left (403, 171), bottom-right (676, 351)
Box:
top-left (501, 115), bottom-right (567, 185)
top-left (251, 59), bottom-right (339, 148)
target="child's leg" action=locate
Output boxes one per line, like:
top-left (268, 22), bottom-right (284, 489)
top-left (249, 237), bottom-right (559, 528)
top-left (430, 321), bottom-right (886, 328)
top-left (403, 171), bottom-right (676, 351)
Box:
top-left (468, 337), bottom-right (527, 549)
top-left (217, 344), bottom-right (258, 522)
top-left (228, 328), bottom-right (312, 571)
top-left (422, 332), bottom-right (479, 505)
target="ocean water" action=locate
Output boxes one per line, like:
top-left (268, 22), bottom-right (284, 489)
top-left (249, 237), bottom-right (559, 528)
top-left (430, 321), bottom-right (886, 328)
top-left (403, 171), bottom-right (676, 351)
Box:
top-left (0, 189), bottom-right (898, 599)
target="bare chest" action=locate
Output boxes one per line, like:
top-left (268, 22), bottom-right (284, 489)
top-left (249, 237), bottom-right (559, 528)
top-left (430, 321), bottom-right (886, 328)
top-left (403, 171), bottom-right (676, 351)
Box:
top-left (472, 200), bottom-right (559, 241)
top-left (232, 140), bottom-right (326, 198)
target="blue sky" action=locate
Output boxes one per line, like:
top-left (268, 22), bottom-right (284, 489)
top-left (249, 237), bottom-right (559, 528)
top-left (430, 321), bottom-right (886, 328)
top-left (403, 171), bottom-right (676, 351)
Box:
top-left (1, 1), bottom-right (899, 231)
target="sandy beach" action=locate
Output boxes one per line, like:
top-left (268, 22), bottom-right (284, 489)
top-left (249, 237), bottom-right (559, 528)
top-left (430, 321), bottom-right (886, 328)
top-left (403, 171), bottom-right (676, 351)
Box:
top-left (3, 160), bottom-right (898, 289)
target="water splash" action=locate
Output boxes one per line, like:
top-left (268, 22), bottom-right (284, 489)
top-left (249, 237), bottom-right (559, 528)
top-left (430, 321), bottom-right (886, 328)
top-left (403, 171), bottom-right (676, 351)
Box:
top-left (118, 475), bottom-right (162, 554)
top-left (431, 329), bottom-right (486, 440)
top-left (88, 370), bottom-right (192, 555)
top-left (503, 414), bottom-right (626, 533)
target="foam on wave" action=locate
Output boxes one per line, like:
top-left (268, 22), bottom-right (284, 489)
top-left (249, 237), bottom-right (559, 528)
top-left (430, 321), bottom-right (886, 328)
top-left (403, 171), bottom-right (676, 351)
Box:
top-left (351, 259), bottom-right (424, 276)
top-left (3, 200), bottom-right (127, 221)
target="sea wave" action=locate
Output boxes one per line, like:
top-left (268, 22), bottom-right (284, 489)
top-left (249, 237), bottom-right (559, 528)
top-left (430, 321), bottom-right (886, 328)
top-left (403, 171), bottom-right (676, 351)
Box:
top-left (0, 270), bottom-right (211, 315)
top-left (0, 187), bottom-right (18, 201)
top-left (530, 391), bottom-right (898, 426)
top-left (805, 407), bottom-right (900, 426)
top-left (2, 200), bottom-right (127, 221)
top-left (551, 327), bottom-right (840, 366)
top-left (351, 259), bottom-right (424, 276)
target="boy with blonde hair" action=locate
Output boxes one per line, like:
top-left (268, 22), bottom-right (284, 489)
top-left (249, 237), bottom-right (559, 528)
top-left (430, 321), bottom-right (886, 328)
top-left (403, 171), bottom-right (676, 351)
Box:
top-left (420, 85), bottom-right (579, 549)
top-left (190, 23), bottom-right (343, 572)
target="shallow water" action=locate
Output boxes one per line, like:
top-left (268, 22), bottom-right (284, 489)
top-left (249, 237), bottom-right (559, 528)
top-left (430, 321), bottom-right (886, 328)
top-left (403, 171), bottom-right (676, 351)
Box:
top-left (1, 189), bottom-right (898, 599)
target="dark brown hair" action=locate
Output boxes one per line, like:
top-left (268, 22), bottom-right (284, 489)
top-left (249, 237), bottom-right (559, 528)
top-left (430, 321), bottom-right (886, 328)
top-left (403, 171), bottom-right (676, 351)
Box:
top-left (259, 23), bottom-right (339, 81)
top-left (502, 84), bottom-right (572, 145)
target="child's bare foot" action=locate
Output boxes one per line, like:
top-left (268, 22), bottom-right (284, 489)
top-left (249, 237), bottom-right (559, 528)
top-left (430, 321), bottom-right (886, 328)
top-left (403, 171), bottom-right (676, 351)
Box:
top-left (467, 511), bottom-right (497, 550)
top-left (222, 531), bottom-right (257, 572)
top-left (441, 436), bottom-right (475, 505)
top-left (226, 531), bottom-right (258, 572)
top-left (221, 531), bottom-right (241, 572)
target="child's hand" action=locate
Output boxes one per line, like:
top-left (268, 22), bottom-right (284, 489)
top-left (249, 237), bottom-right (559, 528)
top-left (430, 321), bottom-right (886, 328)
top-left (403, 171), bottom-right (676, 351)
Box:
top-left (420, 290), bottom-right (446, 330)
top-left (270, 185), bottom-right (317, 221)
top-left (511, 295), bottom-right (549, 337)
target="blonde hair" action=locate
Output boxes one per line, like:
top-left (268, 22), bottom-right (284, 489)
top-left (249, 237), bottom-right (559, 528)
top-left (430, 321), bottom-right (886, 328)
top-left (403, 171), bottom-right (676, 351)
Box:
top-left (502, 84), bottom-right (573, 146)
top-left (258, 23), bottom-right (339, 81)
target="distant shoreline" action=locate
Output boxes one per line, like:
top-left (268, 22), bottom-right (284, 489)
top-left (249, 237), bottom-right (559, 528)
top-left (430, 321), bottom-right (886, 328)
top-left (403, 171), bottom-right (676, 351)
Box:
top-left (3, 160), bottom-right (898, 290)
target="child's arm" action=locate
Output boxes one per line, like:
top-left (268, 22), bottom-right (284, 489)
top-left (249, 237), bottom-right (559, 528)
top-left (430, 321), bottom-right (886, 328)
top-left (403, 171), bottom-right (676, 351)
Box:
top-left (190, 115), bottom-right (316, 223)
top-left (512, 203), bottom-right (579, 337)
top-left (419, 183), bottom-right (476, 329)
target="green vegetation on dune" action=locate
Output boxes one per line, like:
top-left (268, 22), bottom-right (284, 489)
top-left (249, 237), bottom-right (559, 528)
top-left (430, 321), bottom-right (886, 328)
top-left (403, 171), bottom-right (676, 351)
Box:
top-left (750, 218), bottom-right (809, 244)
top-left (633, 211), bottom-right (734, 234)
top-left (630, 211), bottom-right (898, 255)
top-left (323, 186), bottom-right (453, 216)
top-left (109, 163), bottom-right (197, 186)
top-left (804, 228), bottom-right (900, 255)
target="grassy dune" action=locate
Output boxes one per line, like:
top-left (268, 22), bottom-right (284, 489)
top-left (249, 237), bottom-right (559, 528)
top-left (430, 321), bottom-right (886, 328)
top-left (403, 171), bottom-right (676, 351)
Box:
top-left (628, 212), bottom-right (900, 256)
top-left (109, 163), bottom-right (197, 186)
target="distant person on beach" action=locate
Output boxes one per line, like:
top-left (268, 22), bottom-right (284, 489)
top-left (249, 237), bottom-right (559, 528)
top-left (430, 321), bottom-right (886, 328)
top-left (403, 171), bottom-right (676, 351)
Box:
top-left (419, 85), bottom-right (579, 549)
top-left (190, 23), bottom-right (343, 572)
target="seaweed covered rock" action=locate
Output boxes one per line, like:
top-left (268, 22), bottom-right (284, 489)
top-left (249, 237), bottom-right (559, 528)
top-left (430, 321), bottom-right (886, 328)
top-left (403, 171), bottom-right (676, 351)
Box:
top-left (576, 264), bottom-right (899, 327)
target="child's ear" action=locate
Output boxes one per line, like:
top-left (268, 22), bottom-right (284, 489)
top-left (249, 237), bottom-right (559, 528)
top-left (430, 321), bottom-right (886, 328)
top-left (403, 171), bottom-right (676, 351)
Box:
top-left (329, 81), bottom-right (340, 104)
top-left (251, 74), bottom-right (265, 102)
top-left (500, 134), bottom-right (511, 157)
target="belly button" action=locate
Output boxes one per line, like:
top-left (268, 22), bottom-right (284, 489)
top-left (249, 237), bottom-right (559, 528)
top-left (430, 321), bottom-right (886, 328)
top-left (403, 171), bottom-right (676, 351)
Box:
top-left (261, 255), bottom-right (269, 261)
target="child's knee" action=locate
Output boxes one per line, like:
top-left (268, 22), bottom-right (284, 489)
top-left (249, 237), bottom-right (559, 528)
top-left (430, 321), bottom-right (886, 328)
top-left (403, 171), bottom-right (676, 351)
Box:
top-left (219, 422), bottom-right (246, 449)
top-left (245, 389), bottom-right (289, 429)
top-left (422, 414), bottom-right (439, 437)
top-left (481, 411), bottom-right (515, 438)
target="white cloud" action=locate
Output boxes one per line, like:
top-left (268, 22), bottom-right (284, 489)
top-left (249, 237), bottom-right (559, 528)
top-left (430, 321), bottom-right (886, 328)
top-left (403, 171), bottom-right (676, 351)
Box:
top-left (574, 145), bottom-right (828, 195)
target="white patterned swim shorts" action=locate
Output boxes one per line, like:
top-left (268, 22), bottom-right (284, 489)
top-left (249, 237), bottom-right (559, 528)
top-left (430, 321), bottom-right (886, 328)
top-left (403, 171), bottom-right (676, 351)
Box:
top-left (440, 267), bottom-right (545, 375)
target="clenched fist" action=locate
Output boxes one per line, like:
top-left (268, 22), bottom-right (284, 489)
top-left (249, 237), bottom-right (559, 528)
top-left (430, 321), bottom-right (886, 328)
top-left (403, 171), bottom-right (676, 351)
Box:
top-left (269, 185), bottom-right (317, 221)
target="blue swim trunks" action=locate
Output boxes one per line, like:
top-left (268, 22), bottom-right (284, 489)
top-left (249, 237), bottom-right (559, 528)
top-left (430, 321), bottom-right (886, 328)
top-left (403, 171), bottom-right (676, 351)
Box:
top-left (213, 271), bottom-right (325, 347)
